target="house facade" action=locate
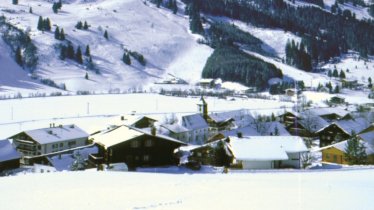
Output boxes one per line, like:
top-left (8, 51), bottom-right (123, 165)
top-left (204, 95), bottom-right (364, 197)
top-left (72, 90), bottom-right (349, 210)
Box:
top-left (92, 125), bottom-right (186, 169)
top-left (10, 124), bottom-right (89, 157)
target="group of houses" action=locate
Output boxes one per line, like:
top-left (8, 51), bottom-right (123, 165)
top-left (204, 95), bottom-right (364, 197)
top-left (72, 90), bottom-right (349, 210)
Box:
top-left (1, 97), bottom-right (374, 174)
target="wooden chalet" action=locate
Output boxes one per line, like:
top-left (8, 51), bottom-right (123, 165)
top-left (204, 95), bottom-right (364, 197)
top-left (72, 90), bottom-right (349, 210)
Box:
top-left (92, 125), bottom-right (186, 170)
top-left (0, 140), bottom-right (21, 172)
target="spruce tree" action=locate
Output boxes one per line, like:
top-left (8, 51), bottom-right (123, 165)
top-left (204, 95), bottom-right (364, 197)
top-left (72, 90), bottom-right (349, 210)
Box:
top-left (345, 132), bottom-right (367, 165)
top-left (172, 0), bottom-right (178, 14)
top-left (52, 3), bottom-right (59, 14)
top-left (188, 0), bottom-right (203, 34)
top-left (15, 47), bottom-right (23, 66)
top-left (29, 7), bottom-right (33, 14)
top-left (60, 45), bottom-right (67, 60)
top-left (85, 45), bottom-right (90, 57)
top-left (83, 21), bottom-right (89, 30)
top-left (339, 70), bottom-right (346, 79)
top-left (334, 85), bottom-right (340, 93)
top-left (85, 72), bottom-right (89, 80)
top-left (60, 28), bottom-right (65, 40)
top-left (122, 52), bottom-right (131, 65)
top-left (328, 69), bottom-right (332, 77)
top-left (103, 30), bottom-right (109, 39)
top-left (54, 26), bottom-right (60, 40)
top-left (333, 68), bottom-right (339, 77)
top-left (67, 44), bottom-right (75, 59)
top-left (75, 46), bottom-right (83, 64)
top-left (44, 18), bottom-right (51, 31)
top-left (57, 0), bottom-right (62, 9)
top-left (37, 16), bottom-right (43, 31)
top-left (369, 77), bottom-right (372, 88)
top-left (75, 21), bottom-right (83, 29)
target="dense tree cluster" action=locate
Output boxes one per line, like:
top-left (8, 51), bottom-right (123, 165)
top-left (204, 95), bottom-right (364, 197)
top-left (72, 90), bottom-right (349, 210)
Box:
top-left (52, 0), bottom-right (62, 14)
top-left (75, 21), bottom-right (89, 30)
top-left (202, 46), bottom-right (283, 90)
top-left (54, 26), bottom-right (65, 40)
top-left (185, 0), bottom-right (204, 34)
top-left (188, 0), bottom-right (374, 62)
top-left (128, 51), bottom-right (146, 66)
top-left (206, 22), bottom-right (268, 55)
top-left (285, 39), bottom-right (312, 71)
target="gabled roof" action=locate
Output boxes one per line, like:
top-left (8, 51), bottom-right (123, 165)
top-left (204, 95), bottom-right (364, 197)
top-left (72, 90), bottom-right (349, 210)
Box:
top-left (209, 109), bottom-right (254, 127)
top-left (298, 114), bottom-right (330, 133)
top-left (359, 131), bottom-right (374, 146)
top-left (161, 123), bottom-right (189, 134)
top-left (305, 107), bottom-right (349, 118)
top-left (15, 125), bottom-right (89, 145)
top-left (0, 139), bottom-right (21, 162)
top-left (228, 136), bottom-right (308, 161)
top-left (92, 125), bottom-right (186, 149)
top-left (222, 125), bottom-right (260, 137)
top-left (317, 118), bottom-right (371, 135)
top-left (182, 114), bottom-right (209, 130)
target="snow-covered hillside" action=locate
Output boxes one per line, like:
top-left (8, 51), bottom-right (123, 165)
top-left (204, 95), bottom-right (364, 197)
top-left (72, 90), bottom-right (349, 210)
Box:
top-left (1, 169), bottom-right (374, 210)
top-left (0, 0), bottom-right (213, 92)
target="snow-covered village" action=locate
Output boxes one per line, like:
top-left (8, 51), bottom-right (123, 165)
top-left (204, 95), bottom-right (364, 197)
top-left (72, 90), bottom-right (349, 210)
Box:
top-left (1, 0), bottom-right (374, 209)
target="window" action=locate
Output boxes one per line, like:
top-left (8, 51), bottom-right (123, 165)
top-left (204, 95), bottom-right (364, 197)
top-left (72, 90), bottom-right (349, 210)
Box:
top-left (37, 145), bottom-right (41, 150)
top-left (145, 139), bottom-right (153, 147)
top-left (143, 155), bottom-right (150, 162)
top-left (325, 153), bottom-right (330, 159)
top-left (59, 143), bottom-right (63, 147)
top-left (68, 141), bottom-right (76, 147)
top-left (333, 155), bottom-right (337, 162)
top-left (131, 141), bottom-right (140, 148)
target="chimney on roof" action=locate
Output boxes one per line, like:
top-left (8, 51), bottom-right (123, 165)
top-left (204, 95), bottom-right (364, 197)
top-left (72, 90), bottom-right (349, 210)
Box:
top-left (151, 126), bottom-right (156, 136)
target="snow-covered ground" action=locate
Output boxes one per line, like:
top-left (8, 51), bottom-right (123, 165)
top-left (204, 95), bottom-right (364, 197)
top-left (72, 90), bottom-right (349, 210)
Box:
top-left (0, 0), bottom-right (213, 92)
top-left (1, 169), bottom-right (374, 210)
top-left (322, 53), bottom-right (374, 85)
top-left (0, 93), bottom-right (294, 139)
top-left (324, 0), bottom-right (373, 20)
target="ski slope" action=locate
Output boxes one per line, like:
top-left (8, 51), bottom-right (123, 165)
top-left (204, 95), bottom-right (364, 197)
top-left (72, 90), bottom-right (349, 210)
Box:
top-left (0, 0), bottom-right (213, 92)
top-left (0, 169), bottom-right (373, 210)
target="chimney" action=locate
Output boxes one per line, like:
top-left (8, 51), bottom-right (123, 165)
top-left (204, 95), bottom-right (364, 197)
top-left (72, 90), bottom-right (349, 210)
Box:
top-left (151, 126), bottom-right (156, 136)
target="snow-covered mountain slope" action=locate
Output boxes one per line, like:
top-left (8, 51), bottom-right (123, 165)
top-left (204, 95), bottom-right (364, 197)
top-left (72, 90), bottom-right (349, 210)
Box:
top-left (1, 169), bottom-right (374, 210)
top-left (324, 0), bottom-right (373, 20)
top-left (0, 0), bottom-right (213, 92)
top-left (0, 38), bottom-right (56, 94)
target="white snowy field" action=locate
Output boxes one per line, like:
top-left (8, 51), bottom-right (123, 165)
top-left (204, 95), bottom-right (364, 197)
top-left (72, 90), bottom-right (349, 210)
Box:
top-left (1, 169), bottom-right (374, 210)
top-left (0, 93), bottom-right (293, 139)
top-left (0, 0), bottom-right (213, 92)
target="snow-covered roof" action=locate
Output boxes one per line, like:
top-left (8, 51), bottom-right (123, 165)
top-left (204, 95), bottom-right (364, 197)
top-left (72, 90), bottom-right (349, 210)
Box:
top-left (229, 136), bottom-right (308, 161)
top-left (305, 107), bottom-right (350, 118)
top-left (299, 114), bottom-right (330, 133)
top-left (47, 145), bottom-right (98, 171)
top-left (182, 114), bottom-right (209, 130)
top-left (92, 125), bottom-right (186, 149)
top-left (161, 123), bottom-right (189, 133)
top-left (335, 118), bottom-right (370, 135)
top-left (92, 125), bottom-right (144, 148)
top-left (19, 125), bottom-right (89, 145)
top-left (222, 126), bottom-right (260, 137)
top-left (209, 109), bottom-right (254, 126)
top-left (321, 140), bottom-right (374, 155)
top-left (359, 131), bottom-right (374, 146)
top-left (0, 139), bottom-right (21, 162)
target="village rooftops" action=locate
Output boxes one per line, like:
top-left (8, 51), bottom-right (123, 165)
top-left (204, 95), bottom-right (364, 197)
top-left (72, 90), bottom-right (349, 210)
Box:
top-left (304, 107), bottom-right (350, 119)
top-left (13, 124), bottom-right (89, 145)
top-left (228, 136), bottom-right (308, 161)
top-left (182, 114), bottom-right (209, 130)
top-left (0, 140), bottom-right (21, 162)
top-left (318, 140), bottom-right (374, 155)
top-left (359, 131), bottom-right (374, 146)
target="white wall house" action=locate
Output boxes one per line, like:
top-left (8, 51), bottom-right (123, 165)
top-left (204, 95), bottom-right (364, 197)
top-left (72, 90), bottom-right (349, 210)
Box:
top-left (10, 124), bottom-right (89, 157)
top-left (229, 136), bottom-right (308, 169)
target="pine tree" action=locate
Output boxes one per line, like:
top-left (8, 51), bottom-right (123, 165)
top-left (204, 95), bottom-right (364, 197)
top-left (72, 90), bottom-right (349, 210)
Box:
top-left (37, 16), bottom-right (43, 31)
top-left (66, 44), bottom-right (75, 59)
top-left (85, 72), bottom-right (89, 80)
top-left (54, 26), bottom-right (60, 40)
top-left (44, 18), bottom-right (51, 31)
top-left (103, 30), bottom-right (109, 39)
top-left (122, 52), bottom-right (131, 65)
top-left (29, 7), bottom-right (33, 14)
top-left (75, 21), bottom-right (83, 29)
top-left (327, 69), bottom-right (332, 77)
top-left (85, 45), bottom-right (90, 57)
top-left (333, 68), bottom-right (339, 77)
top-left (60, 28), bottom-right (65, 40)
top-left (339, 70), bottom-right (346, 79)
top-left (75, 46), bottom-right (83, 64)
top-left (172, 0), bottom-right (178, 14)
top-left (60, 45), bottom-right (67, 60)
top-left (56, 0), bottom-right (62, 9)
top-left (83, 21), bottom-right (89, 30)
top-left (52, 3), bottom-right (59, 14)
top-left (12, 0), bottom-right (18, 5)
top-left (369, 77), bottom-right (372, 88)
top-left (345, 132), bottom-right (367, 165)
top-left (334, 85), bottom-right (340, 93)
top-left (188, 0), bottom-right (203, 34)
top-left (15, 47), bottom-right (23, 66)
